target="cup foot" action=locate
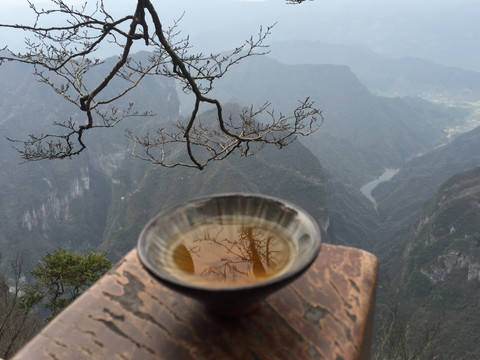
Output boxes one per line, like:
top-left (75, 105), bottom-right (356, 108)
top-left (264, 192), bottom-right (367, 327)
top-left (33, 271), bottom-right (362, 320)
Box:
top-left (206, 301), bottom-right (261, 316)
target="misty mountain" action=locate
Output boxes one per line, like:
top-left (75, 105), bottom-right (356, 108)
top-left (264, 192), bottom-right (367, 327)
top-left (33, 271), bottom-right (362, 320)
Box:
top-left (0, 59), bottom-right (330, 271)
top-left (0, 58), bottom-right (178, 269)
top-left (208, 55), bottom-right (467, 188)
top-left (165, 0), bottom-right (480, 74)
top-left (270, 40), bottom-right (480, 104)
top-left (372, 124), bottom-right (480, 260)
top-left (1, 43), bottom-right (480, 358)
top-left (202, 54), bottom-right (476, 260)
top-left (392, 166), bottom-right (480, 358)
top-left (100, 137), bottom-right (330, 260)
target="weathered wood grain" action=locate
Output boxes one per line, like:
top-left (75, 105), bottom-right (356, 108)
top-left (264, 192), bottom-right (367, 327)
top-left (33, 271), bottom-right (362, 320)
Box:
top-left (13, 244), bottom-right (378, 360)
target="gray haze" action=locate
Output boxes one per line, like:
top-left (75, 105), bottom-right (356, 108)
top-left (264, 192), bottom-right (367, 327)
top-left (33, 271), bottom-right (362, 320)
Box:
top-left (1, 0), bottom-right (479, 71)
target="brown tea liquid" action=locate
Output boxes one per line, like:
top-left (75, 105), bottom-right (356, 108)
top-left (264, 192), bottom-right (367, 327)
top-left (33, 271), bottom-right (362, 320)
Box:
top-left (168, 222), bottom-right (293, 286)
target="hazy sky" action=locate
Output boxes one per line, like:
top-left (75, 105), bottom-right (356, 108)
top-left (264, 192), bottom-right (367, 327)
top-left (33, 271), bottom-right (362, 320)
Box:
top-left (1, 0), bottom-right (479, 71)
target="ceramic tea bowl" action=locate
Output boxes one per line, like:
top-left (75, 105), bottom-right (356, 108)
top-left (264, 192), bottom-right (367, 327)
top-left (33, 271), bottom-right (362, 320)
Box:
top-left (137, 193), bottom-right (321, 315)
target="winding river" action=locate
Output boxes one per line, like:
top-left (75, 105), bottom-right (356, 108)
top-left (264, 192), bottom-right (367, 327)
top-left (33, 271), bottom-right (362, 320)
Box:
top-left (360, 169), bottom-right (399, 206)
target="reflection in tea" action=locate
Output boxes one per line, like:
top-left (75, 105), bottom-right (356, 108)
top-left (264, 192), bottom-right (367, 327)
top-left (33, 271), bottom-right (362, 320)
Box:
top-left (169, 223), bottom-right (292, 286)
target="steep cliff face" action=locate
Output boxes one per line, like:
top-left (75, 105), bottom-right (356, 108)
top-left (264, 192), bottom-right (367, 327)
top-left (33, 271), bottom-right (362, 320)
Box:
top-left (21, 167), bottom-right (91, 232)
top-left (0, 58), bottom-right (332, 271)
top-left (0, 157), bottom-right (113, 269)
top-left (395, 166), bottom-right (480, 358)
top-left (420, 250), bottom-right (480, 283)
top-left (0, 56), bottom-right (180, 269)
top-left (370, 124), bottom-right (480, 270)
top-left (402, 166), bottom-right (480, 272)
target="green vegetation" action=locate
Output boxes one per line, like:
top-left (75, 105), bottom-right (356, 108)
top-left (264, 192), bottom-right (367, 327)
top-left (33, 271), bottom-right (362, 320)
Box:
top-left (379, 166), bottom-right (480, 358)
top-left (21, 249), bottom-right (112, 321)
top-left (3, 37), bottom-right (480, 358)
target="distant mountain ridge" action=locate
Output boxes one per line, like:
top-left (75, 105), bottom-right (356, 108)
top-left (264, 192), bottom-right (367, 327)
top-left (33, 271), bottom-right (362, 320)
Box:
top-left (270, 40), bottom-right (480, 104)
top-left (210, 55), bottom-right (467, 186)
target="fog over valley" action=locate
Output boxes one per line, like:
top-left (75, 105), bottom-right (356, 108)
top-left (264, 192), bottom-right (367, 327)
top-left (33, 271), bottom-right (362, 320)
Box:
top-left (1, 1), bottom-right (480, 358)
top-left (1, 0), bottom-right (479, 71)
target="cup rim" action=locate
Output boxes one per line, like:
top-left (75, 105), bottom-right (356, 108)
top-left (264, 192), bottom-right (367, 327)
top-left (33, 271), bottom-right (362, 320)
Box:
top-left (137, 193), bottom-right (322, 293)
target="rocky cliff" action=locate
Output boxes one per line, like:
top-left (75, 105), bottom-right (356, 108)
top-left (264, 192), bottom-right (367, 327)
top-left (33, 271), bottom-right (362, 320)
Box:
top-left (393, 166), bottom-right (480, 358)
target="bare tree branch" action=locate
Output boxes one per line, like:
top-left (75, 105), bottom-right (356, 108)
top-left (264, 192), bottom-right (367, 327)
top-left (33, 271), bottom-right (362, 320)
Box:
top-left (286, 0), bottom-right (313, 4)
top-left (1, 0), bottom-right (322, 169)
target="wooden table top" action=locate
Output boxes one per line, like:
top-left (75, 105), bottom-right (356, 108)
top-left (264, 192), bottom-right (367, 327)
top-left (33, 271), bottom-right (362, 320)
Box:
top-left (13, 243), bottom-right (378, 360)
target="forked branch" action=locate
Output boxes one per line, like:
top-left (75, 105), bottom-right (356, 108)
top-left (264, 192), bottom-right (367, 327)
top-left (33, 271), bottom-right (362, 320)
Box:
top-left (1, 0), bottom-right (322, 169)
